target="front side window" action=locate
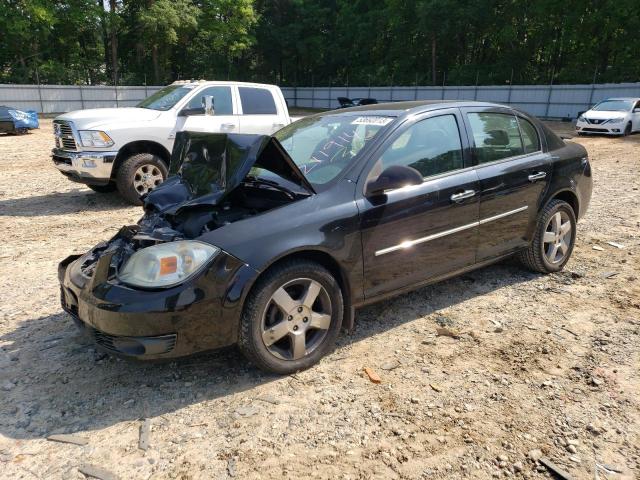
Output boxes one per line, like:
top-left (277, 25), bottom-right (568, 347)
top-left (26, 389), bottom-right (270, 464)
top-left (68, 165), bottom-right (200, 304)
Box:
top-left (186, 86), bottom-right (233, 115)
top-left (379, 114), bottom-right (464, 177)
top-left (518, 117), bottom-right (541, 153)
top-left (273, 114), bottom-right (391, 187)
top-left (467, 113), bottom-right (524, 163)
top-left (137, 85), bottom-right (195, 111)
top-left (238, 87), bottom-right (277, 114)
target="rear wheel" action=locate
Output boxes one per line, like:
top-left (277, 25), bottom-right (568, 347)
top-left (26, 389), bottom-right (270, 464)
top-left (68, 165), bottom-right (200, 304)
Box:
top-left (88, 183), bottom-right (116, 193)
top-left (238, 260), bottom-right (343, 374)
top-left (518, 199), bottom-right (576, 273)
top-left (116, 153), bottom-right (167, 205)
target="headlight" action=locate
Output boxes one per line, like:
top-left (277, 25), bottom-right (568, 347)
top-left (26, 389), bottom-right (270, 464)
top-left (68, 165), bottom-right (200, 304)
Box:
top-left (118, 241), bottom-right (219, 288)
top-left (79, 130), bottom-right (114, 147)
top-left (577, 115), bottom-right (587, 122)
top-left (606, 117), bottom-right (625, 124)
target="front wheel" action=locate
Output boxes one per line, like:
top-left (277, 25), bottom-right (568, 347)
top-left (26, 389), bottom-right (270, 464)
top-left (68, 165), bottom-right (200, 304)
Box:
top-left (238, 260), bottom-right (344, 374)
top-left (623, 122), bottom-right (632, 137)
top-left (116, 153), bottom-right (167, 205)
top-left (518, 199), bottom-right (577, 273)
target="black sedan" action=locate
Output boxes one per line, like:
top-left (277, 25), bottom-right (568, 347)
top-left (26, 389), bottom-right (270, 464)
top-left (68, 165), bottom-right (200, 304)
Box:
top-left (59, 101), bottom-right (592, 374)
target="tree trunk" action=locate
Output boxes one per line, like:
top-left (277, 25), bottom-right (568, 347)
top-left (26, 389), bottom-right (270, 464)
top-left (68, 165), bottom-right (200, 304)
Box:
top-left (109, 0), bottom-right (118, 85)
top-left (99, 0), bottom-right (110, 81)
top-left (152, 45), bottom-right (160, 83)
top-left (431, 34), bottom-right (437, 85)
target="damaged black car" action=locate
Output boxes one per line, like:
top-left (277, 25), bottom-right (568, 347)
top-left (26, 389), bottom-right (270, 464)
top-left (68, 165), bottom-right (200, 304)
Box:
top-left (59, 101), bottom-right (592, 373)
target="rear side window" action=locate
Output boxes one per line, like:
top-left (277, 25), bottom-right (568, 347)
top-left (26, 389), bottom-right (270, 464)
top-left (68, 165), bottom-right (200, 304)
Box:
top-left (239, 87), bottom-right (277, 115)
top-left (187, 86), bottom-right (233, 115)
top-left (518, 117), bottom-right (540, 153)
top-left (380, 114), bottom-right (464, 178)
top-left (467, 113), bottom-right (524, 164)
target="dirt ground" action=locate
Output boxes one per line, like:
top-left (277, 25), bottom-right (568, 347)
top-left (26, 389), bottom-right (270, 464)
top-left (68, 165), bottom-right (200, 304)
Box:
top-left (0, 120), bottom-right (638, 480)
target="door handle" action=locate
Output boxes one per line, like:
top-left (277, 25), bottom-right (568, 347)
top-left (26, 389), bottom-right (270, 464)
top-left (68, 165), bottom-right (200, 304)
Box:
top-left (450, 189), bottom-right (476, 202)
top-left (528, 171), bottom-right (547, 182)
top-left (221, 123), bottom-right (236, 130)
top-left (272, 123), bottom-right (285, 128)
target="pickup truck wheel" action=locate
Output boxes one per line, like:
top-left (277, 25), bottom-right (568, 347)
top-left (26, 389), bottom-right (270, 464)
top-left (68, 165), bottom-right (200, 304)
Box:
top-left (116, 153), bottom-right (167, 205)
top-left (88, 184), bottom-right (116, 193)
top-left (517, 199), bottom-right (576, 273)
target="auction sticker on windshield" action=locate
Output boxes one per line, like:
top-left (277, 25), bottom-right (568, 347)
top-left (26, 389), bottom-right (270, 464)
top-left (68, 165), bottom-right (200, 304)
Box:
top-left (351, 116), bottom-right (393, 126)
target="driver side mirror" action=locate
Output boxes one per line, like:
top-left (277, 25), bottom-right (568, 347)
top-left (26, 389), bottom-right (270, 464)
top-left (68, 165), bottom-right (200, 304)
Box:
top-left (633, 108), bottom-right (640, 113)
top-left (365, 165), bottom-right (423, 197)
top-left (203, 95), bottom-right (214, 116)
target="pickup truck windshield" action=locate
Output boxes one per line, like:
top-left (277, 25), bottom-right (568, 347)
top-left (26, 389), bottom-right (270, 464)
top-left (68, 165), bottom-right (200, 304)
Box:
top-left (137, 85), bottom-right (195, 111)
top-left (274, 114), bottom-right (392, 187)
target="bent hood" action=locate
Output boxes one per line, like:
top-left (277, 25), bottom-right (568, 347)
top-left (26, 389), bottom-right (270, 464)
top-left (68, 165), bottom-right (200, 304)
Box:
top-left (144, 131), bottom-right (315, 215)
top-left (56, 107), bottom-right (162, 129)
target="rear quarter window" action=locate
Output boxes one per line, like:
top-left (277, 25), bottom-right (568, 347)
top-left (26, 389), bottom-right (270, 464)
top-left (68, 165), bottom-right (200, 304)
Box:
top-left (239, 87), bottom-right (278, 115)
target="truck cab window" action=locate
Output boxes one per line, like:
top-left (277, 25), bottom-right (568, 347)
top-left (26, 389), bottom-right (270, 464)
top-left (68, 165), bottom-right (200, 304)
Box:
top-left (187, 87), bottom-right (233, 115)
top-left (239, 87), bottom-right (277, 115)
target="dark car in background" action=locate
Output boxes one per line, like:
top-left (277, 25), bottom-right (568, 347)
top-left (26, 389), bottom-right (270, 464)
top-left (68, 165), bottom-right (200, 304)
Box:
top-left (59, 101), bottom-right (592, 374)
top-left (0, 105), bottom-right (39, 134)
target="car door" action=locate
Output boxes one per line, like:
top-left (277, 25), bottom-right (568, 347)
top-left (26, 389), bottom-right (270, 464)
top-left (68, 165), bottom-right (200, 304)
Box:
top-left (237, 86), bottom-right (286, 134)
top-left (632, 100), bottom-right (640, 131)
top-left (461, 108), bottom-right (551, 261)
top-left (357, 109), bottom-right (480, 299)
top-left (179, 85), bottom-right (240, 133)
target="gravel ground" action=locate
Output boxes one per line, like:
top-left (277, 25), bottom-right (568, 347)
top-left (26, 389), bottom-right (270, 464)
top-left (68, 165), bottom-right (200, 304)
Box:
top-left (0, 120), bottom-right (638, 480)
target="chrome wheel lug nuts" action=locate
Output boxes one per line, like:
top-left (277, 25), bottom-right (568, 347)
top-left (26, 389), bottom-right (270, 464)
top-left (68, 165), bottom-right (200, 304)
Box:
top-left (293, 325), bottom-right (299, 331)
top-left (297, 306), bottom-right (303, 313)
top-left (288, 315), bottom-right (293, 321)
top-left (303, 317), bottom-right (308, 322)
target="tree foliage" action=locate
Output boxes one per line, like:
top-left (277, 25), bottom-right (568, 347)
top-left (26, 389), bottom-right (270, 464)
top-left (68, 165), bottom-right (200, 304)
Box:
top-left (1, 0), bottom-right (638, 85)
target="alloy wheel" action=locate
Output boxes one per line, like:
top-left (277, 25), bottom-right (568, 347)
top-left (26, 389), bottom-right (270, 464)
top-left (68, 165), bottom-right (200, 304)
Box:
top-left (261, 278), bottom-right (332, 361)
top-left (133, 164), bottom-right (164, 195)
top-left (543, 210), bottom-right (572, 264)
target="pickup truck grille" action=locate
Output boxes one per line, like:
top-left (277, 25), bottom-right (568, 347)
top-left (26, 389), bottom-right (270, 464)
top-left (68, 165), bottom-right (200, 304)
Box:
top-left (54, 120), bottom-right (78, 150)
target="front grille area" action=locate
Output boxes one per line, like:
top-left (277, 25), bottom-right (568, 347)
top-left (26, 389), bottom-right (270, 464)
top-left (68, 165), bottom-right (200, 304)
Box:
top-left (93, 329), bottom-right (177, 356)
top-left (54, 120), bottom-right (78, 150)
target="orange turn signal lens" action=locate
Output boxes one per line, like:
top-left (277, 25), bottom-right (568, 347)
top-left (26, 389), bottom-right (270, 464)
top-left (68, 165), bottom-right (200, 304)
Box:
top-left (159, 256), bottom-right (178, 275)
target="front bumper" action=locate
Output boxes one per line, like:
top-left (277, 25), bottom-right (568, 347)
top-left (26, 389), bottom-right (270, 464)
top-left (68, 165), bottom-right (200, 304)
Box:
top-left (58, 246), bottom-right (258, 360)
top-left (575, 121), bottom-right (625, 135)
top-left (52, 148), bottom-right (118, 185)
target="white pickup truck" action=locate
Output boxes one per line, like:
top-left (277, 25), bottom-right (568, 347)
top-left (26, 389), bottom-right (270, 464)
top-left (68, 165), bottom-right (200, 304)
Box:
top-left (52, 81), bottom-right (293, 204)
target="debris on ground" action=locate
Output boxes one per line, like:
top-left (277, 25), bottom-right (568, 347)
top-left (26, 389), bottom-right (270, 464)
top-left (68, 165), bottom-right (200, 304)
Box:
top-left (138, 418), bottom-right (151, 451)
top-left (46, 434), bottom-right (89, 446)
top-left (539, 457), bottom-right (574, 480)
top-left (78, 464), bottom-right (119, 480)
top-left (363, 367), bottom-right (381, 384)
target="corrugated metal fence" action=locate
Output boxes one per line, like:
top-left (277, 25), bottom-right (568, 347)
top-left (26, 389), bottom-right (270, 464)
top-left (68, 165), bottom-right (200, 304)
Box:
top-left (282, 83), bottom-right (640, 118)
top-left (0, 84), bottom-right (164, 114)
top-left (1, 82), bottom-right (638, 119)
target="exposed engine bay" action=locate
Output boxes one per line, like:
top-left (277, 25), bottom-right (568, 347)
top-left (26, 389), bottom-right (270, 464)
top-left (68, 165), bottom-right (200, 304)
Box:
top-left (76, 132), bottom-right (314, 280)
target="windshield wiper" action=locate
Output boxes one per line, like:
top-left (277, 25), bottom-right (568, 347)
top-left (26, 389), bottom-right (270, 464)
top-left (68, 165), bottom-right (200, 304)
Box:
top-left (244, 176), bottom-right (299, 199)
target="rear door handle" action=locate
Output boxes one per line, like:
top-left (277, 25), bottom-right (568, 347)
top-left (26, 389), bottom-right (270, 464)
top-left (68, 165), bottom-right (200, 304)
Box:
top-left (221, 123), bottom-right (236, 130)
top-left (450, 189), bottom-right (476, 202)
top-left (528, 171), bottom-right (547, 182)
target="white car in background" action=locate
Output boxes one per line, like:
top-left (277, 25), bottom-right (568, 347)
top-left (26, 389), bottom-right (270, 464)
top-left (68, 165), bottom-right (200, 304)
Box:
top-left (575, 97), bottom-right (640, 136)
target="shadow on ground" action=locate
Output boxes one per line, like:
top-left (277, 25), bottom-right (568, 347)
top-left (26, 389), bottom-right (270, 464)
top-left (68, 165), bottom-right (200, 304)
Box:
top-left (0, 260), bottom-right (540, 440)
top-left (0, 189), bottom-right (131, 217)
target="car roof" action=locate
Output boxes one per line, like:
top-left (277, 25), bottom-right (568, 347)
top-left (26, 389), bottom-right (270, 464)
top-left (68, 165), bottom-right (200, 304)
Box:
top-left (170, 80), bottom-right (278, 89)
top-left (324, 100), bottom-right (514, 117)
top-left (600, 97), bottom-right (640, 101)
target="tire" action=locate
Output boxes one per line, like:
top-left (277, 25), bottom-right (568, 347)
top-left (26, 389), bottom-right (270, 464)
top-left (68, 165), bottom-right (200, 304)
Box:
top-left (623, 122), bottom-right (632, 137)
top-left (517, 199), bottom-right (577, 273)
top-left (238, 260), bottom-right (344, 374)
top-left (88, 183), bottom-right (117, 193)
top-left (115, 153), bottom-right (167, 205)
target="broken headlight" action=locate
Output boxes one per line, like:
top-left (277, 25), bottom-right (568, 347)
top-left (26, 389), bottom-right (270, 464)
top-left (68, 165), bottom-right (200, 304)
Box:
top-left (118, 241), bottom-right (219, 288)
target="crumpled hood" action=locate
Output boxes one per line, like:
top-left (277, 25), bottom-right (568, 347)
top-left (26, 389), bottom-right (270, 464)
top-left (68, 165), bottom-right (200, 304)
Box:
top-left (144, 131), bottom-right (315, 216)
top-left (56, 107), bottom-right (162, 129)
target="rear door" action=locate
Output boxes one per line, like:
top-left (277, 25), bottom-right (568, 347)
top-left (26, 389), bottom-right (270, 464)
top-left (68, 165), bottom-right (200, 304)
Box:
top-left (179, 85), bottom-right (239, 133)
top-left (237, 86), bottom-right (287, 134)
top-left (358, 109), bottom-right (480, 298)
top-left (462, 108), bottom-right (551, 261)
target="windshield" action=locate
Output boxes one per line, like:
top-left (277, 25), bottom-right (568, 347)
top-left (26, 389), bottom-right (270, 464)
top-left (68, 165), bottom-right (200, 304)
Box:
top-left (592, 100), bottom-right (633, 112)
top-left (137, 85), bottom-right (195, 111)
top-left (273, 114), bottom-right (392, 187)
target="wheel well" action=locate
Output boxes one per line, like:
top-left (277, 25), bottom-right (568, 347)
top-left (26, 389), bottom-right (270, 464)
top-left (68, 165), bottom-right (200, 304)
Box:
top-left (551, 190), bottom-right (579, 218)
top-left (111, 141), bottom-right (171, 180)
top-left (251, 250), bottom-right (354, 330)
